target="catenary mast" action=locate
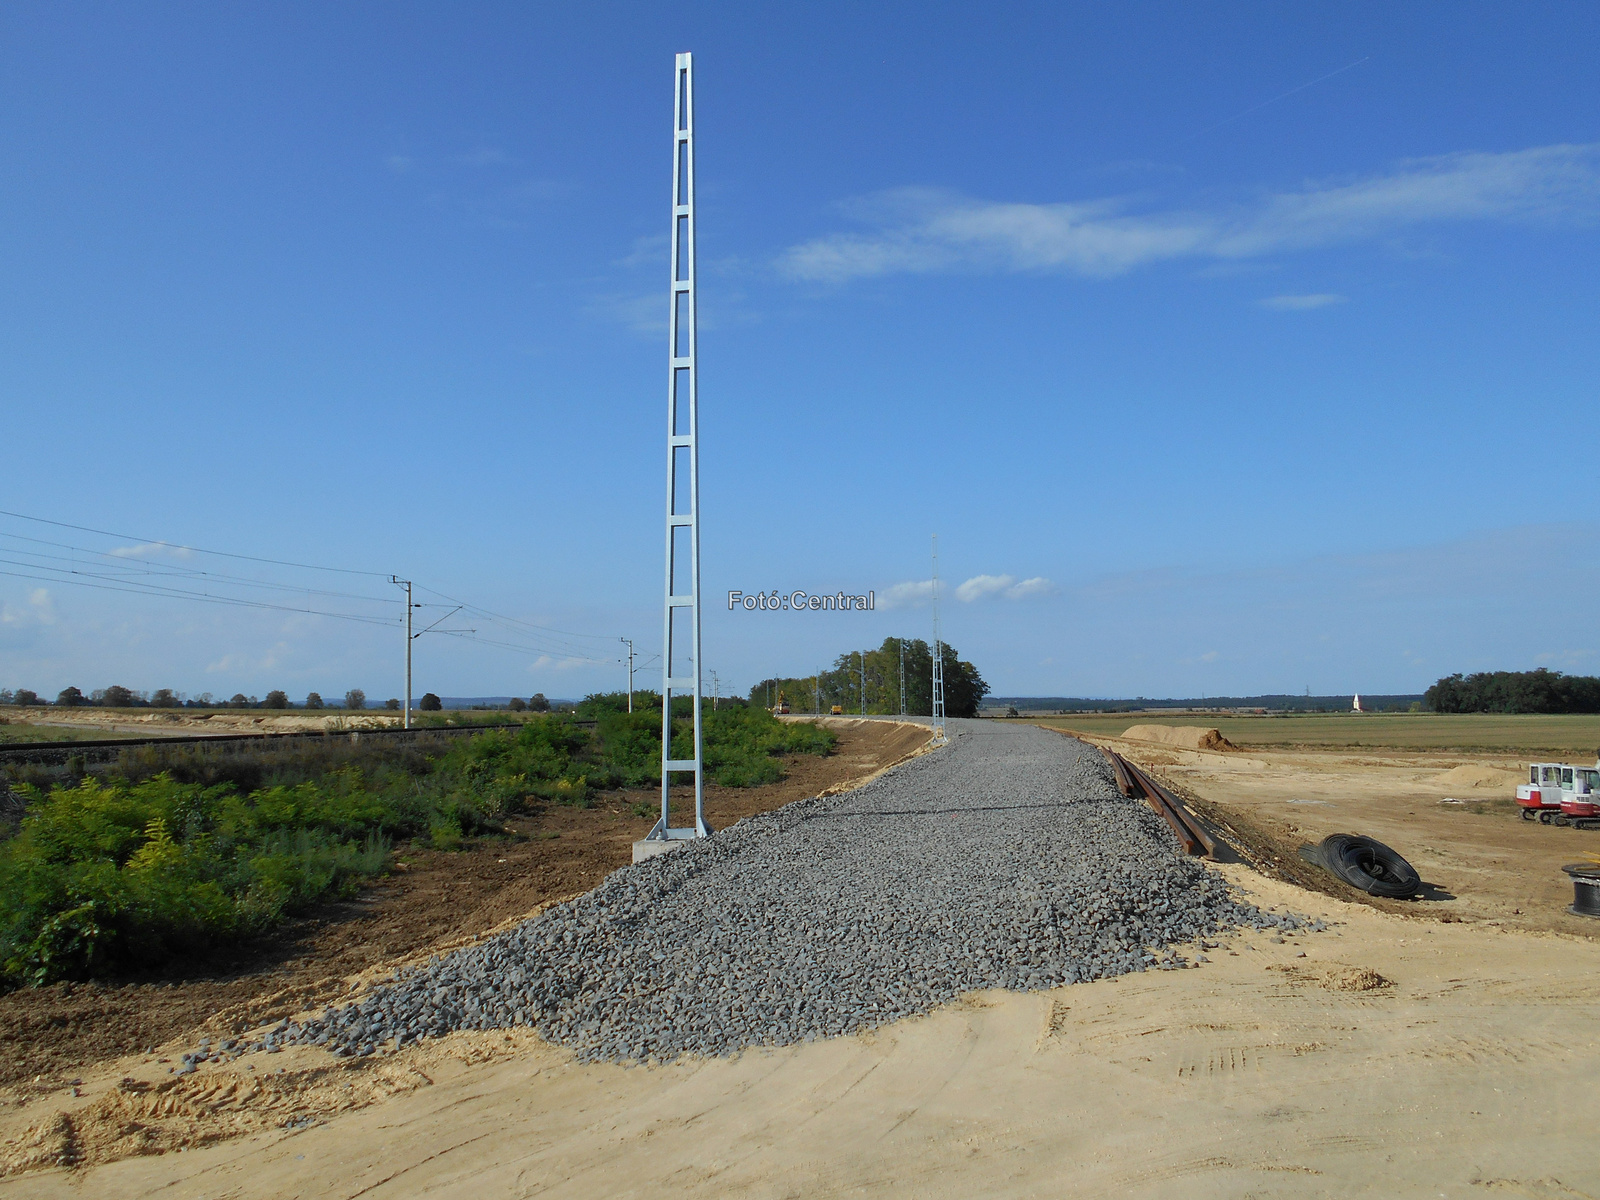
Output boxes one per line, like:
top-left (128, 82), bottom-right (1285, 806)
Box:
top-left (649, 53), bottom-right (711, 842)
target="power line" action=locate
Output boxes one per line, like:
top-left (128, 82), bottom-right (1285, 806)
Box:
top-left (0, 509), bottom-right (633, 675)
top-left (411, 583), bottom-right (621, 643)
top-left (0, 535), bottom-right (404, 605)
top-left (0, 508), bottom-right (393, 578)
top-left (0, 566), bottom-right (402, 626)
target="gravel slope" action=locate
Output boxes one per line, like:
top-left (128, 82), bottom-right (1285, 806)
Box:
top-left (244, 721), bottom-right (1309, 1067)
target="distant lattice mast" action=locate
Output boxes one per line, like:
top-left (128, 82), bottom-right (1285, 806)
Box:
top-left (931, 535), bottom-right (946, 744)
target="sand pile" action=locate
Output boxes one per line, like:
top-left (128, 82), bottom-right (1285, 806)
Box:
top-left (1121, 725), bottom-right (1238, 752)
top-left (1430, 764), bottom-right (1521, 791)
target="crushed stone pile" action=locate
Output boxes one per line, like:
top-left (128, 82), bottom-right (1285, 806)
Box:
top-left (255, 721), bottom-right (1314, 1065)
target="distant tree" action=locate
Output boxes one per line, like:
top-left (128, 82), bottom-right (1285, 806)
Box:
top-left (344, 689), bottom-right (366, 711)
top-left (304, 691), bottom-right (324, 710)
top-left (1426, 668), bottom-right (1600, 714)
top-left (0, 689), bottom-right (11, 706)
top-left (263, 690), bottom-right (289, 710)
top-left (508, 697), bottom-right (527, 712)
top-left (14, 689), bottom-right (39, 707)
top-left (229, 693), bottom-right (250, 708)
top-left (56, 686), bottom-right (85, 707)
top-left (528, 693), bottom-right (550, 713)
top-left (384, 698), bottom-right (400, 711)
top-left (150, 688), bottom-right (179, 708)
top-left (419, 692), bottom-right (442, 711)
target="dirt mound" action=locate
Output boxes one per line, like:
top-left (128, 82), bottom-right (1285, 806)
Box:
top-left (1121, 725), bottom-right (1237, 752)
top-left (1268, 962), bottom-right (1394, 992)
top-left (1430, 764), bottom-right (1521, 791)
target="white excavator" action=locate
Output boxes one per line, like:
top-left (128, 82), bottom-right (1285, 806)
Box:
top-left (1517, 760), bottom-right (1600, 829)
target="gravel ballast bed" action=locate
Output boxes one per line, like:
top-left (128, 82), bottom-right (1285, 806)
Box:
top-left (242, 721), bottom-right (1314, 1067)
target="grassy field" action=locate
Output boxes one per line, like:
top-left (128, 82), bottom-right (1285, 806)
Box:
top-left (0, 723), bottom-right (141, 745)
top-left (1021, 711), bottom-right (1600, 757)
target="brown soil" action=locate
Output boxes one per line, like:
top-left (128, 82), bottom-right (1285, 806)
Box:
top-left (1061, 727), bottom-right (1600, 937)
top-left (0, 718), bottom-right (928, 1101)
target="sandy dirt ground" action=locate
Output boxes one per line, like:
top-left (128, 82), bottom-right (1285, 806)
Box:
top-left (4, 725), bottom-right (1599, 1197)
top-left (1079, 727), bottom-right (1600, 940)
top-left (3, 865), bottom-right (1596, 1198)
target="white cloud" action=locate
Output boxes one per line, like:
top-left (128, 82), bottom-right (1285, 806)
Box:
top-left (529, 655), bottom-right (595, 672)
top-left (1005, 577), bottom-right (1056, 600)
top-left (879, 580), bottom-right (936, 610)
top-left (3, 588), bottom-right (57, 627)
top-left (781, 143), bottom-right (1600, 282)
top-left (1260, 293), bottom-right (1347, 310)
top-left (955, 574), bottom-right (1014, 603)
top-left (954, 574), bottom-right (1057, 602)
top-left (204, 643), bottom-right (289, 674)
top-left (109, 541), bottom-right (194, 560)
top-left (585, 291), bottom-right (665, 336)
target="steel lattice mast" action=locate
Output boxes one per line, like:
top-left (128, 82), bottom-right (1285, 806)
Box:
top-left (650, 52), bottom-right (711, 841)
top-left (931, 535), bottom-right (947, 744)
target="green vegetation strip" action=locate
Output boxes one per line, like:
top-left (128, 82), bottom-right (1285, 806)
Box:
top-left (0, 699), bottom-right (833, 987)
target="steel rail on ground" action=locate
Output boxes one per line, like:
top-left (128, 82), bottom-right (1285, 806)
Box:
top-left (1100, 745), bottom-right (1218, 859)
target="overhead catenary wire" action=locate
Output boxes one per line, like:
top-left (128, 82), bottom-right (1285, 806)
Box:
top-left (0, 508), bottom-right (394, 577)
top-left (0, 566), bottom-right (403, 626)
top-left (0, 508), bottom-right (635, 677)
top-left (0, 537), bottom-right (405, 605)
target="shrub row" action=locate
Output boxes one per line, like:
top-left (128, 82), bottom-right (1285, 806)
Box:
top-left (0, 708), bottom-right (834, 986)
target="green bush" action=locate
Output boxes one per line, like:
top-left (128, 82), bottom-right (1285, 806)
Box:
top-left (0, 709), bottom-right (835, 986)
top-left (0, 775), bottom-right (391, 985)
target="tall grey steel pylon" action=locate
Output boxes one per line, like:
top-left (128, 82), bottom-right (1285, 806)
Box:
top-left (651, 52), bottom-right (711, 841)
top-left (930, 536), bottom-right (947, 744)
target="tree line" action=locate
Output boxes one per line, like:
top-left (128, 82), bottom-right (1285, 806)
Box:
top-left (747, 636), bottom-right (990, 718)
top-left (1425, 669), bottom-right (1600, 714)
top-left (2, 686), bottom-right (389, 711)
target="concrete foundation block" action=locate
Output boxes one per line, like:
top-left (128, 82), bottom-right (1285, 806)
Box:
top-left (632, 839), bottom-right (684, 864)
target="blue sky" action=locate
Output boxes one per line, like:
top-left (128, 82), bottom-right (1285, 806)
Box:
top-left (2, 2), bottom-right (1598, 702)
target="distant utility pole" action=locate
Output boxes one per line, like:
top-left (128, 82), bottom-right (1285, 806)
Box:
top-left (898, 638), bottom-right (905, 715)
top-left (931, 536), bottom-right (946, 744)
top-left (620, 638), bottom-right (635, 712)
top-left (710, 669), bottom-right (720, 710)
top-left (391, 577), bottom-right (419, 729)
top-left (814, 673), bottom-right (821, 714)
top-left (859, 650), bottom-right (866, 716)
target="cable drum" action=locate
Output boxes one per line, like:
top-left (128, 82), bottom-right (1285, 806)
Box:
top-left (1312, 834), bottom-right (1422, 899)
top-left (1562, 865), bottom-right (1600, 919)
